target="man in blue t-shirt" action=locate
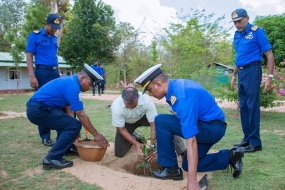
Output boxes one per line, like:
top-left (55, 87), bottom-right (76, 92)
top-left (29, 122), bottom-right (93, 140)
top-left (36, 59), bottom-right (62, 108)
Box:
top-left (90, 60), bottom-right (100, 96)
top-left (26, 14), bottom-right (62, 147)
top-left (230, 9), bottom-right (274, 153)
top-left (98, 64), bottom-right (106, 95)
top-left (135, 64), bottom-right (245, 189)
top-left (26, 64), bottom-right (109, 170)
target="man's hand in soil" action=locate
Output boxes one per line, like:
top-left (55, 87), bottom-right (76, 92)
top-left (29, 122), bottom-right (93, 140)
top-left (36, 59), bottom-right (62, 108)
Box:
top-left (134, 142), bottom-right (144, 157)
top-left (145, 150), bottom-right (157, 163)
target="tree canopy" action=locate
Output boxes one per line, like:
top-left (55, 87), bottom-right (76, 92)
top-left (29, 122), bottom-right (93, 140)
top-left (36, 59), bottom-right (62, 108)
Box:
top-left (253, 14), bottom-right (285, 65)
top-left (60, 0), bottom-right (116, 69)
top-left (0, 0), bottom-right (26, 52)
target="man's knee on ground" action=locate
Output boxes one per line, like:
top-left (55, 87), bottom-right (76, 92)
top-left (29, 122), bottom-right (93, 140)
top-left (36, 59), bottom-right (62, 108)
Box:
top-left (115, 151), bottom-right (127, 158)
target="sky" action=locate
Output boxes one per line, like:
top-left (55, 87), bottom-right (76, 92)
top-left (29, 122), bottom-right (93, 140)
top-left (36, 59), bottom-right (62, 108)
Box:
top-left (102, 0), bottom-right (285, 44)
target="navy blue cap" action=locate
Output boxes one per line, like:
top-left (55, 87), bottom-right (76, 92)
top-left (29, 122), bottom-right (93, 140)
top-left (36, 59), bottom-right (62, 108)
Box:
top-left (231, 9), bottom-right (248, 22)
top-left (46, 14), bottom-right (61, 30)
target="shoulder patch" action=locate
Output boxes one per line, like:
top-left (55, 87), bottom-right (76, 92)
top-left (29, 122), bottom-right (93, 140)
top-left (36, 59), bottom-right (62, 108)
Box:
top-left (33, 30), bottom-right (40, 34)
top-left (251, 25), bottom-right (259, 31)
top-left (170, 95), bottom-right (177, 105)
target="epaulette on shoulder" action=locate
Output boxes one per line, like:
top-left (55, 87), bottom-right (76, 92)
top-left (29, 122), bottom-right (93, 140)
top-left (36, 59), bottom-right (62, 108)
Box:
top-left (33, 30), bottom-right (40, 34)
top-left (251, 25), bottom-right (259, 31)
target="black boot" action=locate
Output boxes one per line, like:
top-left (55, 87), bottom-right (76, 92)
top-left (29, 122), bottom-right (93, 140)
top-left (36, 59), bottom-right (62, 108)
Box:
top-left (229, 147), bottom-right (245, 178)
top-left (151, 167), bottom-right (183, 180)
top-left (64, 144), bottom-right (79, 156)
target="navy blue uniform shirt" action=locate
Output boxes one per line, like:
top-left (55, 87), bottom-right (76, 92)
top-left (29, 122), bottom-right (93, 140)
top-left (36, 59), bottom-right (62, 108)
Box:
top-left (26, 27), bottom-right (59, 66)
top-left (91, 64), bottom-right (100, 73)
top-left (29, 75), bottom-right (83, 111)
top-left (165, 79), bottom-right (225, 139)
top-left (233, 22), bottom-right (272, 66)
top-left (99, 67), bottom-right (105, 78)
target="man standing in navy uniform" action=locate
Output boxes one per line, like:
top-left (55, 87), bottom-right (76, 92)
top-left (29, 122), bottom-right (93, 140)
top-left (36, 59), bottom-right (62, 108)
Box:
top-left (26, 64), bottom-right (109, 170)
top-left (135, 64), bottom-right (245, 189)
top-left (98, 63), bottom-right (106, 95)
top-left (91, 60), bottom-right (100, 96)
top-left (230, 9), bottom-right (275, 153)
top-left (26, 14), bottom-right (62, 147)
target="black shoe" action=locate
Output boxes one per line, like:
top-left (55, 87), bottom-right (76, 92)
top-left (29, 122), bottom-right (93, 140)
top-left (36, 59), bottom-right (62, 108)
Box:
top-left (229, 147), bottom-right (245, 178)
top-left (132, 132), bottom-right (146, 143)
top-left (42, 138), bottom-right (54, 147)
top-left (245, 145), bottom-right (262, 153)
top-left (65, 144), bottom-right (79, 156)
top-left (198, 174), bottom-right (210, 190)
top-left (93, 94), bottom-right (95, 96)
top-left (151, 167), bottom-right (183, 181)
top-left (43, 157), bottom-right (73, 170)
top-left (233, 141), bottom-right (249, 147)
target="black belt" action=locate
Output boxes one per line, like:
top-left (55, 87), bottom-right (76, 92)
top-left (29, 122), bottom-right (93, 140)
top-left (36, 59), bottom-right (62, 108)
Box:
top-left (209, 120), bottom-right (227, 128)
top-left (238, 61), bottom-right (260, 70)
top-left (26, 101), bottom-right (65, 111)
top-left (36, 64), bottom-right (58, 70)
top-left (26, 101), bottom-right (43, 106)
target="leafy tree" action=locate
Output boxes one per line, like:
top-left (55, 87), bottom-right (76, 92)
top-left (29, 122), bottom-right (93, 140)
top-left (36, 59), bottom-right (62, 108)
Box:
top-left (107, 21), bottom-right (151, 85)
top-left (253, 14), bottom-right (285, 65)
top-left (0, 0), bottom-right (26, 52)
top-left (159, 9), bottom-right (232, 83)
top-left (60, 0), bottom-right (116, 69)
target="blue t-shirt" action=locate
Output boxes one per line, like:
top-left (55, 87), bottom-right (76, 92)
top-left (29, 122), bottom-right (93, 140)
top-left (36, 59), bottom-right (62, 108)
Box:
top-left (91, 64), bottom-right (100, 74)
top-left (29, 75), bottom-right (84, 111)
top-left (99, 67), bottom-right (105, 78)
top-left (26, 27), bottom-right (59, 66)
top-left (233, 22), bottom-right (272, 67)
top-left (165, 79), bottom-right (225, 139)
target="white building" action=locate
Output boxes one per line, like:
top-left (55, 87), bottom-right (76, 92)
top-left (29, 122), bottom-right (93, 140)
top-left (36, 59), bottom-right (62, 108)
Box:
top-left (0, 52), bottom-right (73, 92)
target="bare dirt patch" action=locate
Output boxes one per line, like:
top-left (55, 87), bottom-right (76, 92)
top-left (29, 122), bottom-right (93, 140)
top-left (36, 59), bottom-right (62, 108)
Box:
top-left (63, 142), bottom-right (210, 190)
top-left (0, 111), bottom-right (26, 119)
top-left (22, 166), bottom-right (43, 177)
top-left (0, 170), bottom-right (8, 178)
top-left (261, 129), bottom-right (285, 136)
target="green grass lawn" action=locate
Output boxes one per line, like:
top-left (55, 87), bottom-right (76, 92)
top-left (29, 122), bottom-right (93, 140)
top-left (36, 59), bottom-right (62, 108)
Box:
top-left (0, 93), bottom-right (284, 190)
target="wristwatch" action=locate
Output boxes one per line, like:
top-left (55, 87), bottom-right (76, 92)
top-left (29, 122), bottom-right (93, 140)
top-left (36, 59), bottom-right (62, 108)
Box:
top-left (267, 74), bottom-right (274, 78)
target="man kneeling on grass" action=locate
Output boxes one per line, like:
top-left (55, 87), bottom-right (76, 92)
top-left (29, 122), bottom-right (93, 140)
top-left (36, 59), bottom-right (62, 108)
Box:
top-left (26, 64), bottom-right (109, 170)
top-left (135, 64), bottom-right (245, 189)
top-left (111, 82), bottom-right (186, 158)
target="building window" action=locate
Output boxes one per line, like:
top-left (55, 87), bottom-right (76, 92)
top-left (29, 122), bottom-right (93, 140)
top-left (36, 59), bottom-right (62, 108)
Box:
top-left (9, 67), bottom-right (20, 80)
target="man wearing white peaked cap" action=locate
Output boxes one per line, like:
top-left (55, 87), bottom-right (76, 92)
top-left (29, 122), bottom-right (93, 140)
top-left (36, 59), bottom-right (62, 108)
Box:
top-left (135, 64), bottom-right (245, 189)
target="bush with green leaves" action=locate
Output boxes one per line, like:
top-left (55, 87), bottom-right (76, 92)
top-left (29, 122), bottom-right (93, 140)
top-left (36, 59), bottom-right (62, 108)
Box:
top-left (217, 64), bottom-right (285, 109)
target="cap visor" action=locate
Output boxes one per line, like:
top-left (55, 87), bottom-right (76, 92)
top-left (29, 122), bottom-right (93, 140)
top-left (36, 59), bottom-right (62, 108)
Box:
top-left (50, 23), bottom-right (61, 30)
top-left (230, 17), bottom-right (243, 22)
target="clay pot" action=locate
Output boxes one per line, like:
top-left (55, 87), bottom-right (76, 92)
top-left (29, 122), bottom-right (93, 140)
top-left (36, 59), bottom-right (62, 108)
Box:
top-left (74, 139), bottom-right (107, 162)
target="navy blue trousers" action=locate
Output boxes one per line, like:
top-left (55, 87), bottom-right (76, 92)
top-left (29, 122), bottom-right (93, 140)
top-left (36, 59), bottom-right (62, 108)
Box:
top-left (26, 101), bottom-right (81, 160)
top-left (35, 66), bottom-right (60, 140)
top-left (155, 114), bottom-right (229, 172)
top-left (238, 64), bottom-right (262, 146)
top-left (98, 80), bottom-right (105, 94)
top-left (92, 82), bottom-right (97, 95)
